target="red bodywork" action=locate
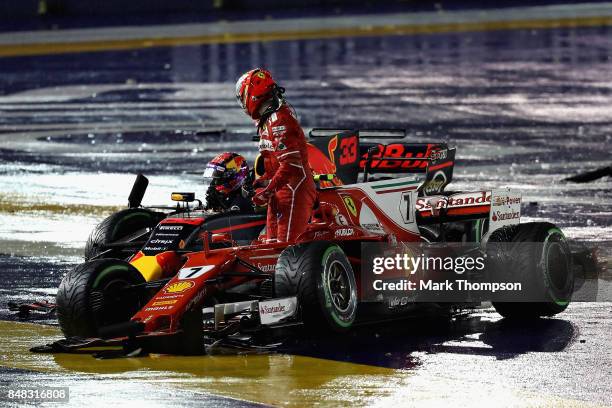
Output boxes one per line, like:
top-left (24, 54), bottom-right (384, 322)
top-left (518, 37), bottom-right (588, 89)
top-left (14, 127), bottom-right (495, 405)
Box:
top-left (129, 182), bottom-right (426, 335)
top-left (125, 134), bottom-right (490, 338)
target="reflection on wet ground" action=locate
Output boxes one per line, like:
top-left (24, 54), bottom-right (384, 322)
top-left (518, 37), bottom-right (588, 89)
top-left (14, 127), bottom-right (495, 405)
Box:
top-left (0, 304), bottom-right (608, 406)
top-left (294, 313), bottom-right (577, 367)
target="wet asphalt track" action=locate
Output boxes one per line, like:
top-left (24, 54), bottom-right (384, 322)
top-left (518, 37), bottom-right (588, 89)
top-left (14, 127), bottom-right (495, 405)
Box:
top-left (0, 4), bottom-right (611, 407)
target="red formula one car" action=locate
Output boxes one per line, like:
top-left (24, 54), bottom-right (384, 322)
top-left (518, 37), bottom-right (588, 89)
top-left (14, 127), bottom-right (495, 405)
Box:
top-left (39, 129), bottom-right (579, 356)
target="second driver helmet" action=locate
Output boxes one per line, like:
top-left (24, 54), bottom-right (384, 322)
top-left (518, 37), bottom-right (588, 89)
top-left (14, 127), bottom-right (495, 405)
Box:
top-left (203, 152), bottom-right (249, 208)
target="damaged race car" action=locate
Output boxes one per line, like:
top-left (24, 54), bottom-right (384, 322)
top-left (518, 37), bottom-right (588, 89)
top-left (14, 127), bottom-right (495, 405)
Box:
top-left (36, 129), bottom-right (588, 356)
top-left (82, 128), bottom-right (445, 262)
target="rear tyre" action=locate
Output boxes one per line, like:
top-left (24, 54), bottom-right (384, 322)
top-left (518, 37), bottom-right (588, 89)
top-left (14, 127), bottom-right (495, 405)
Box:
top-left (84, 208), bottom-right (163, 260)
top-left (275, 241), bottom-right (357, 332)
top-left (487, 222), bottom-right (574, 319)
top-left (56, 259), bottom-right (146, 338)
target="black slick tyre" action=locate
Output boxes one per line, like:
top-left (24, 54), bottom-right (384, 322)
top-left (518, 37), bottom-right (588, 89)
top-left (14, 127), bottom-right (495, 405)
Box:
top-left (275, 241), bottom-right (358, 332)
top-left (56, 259), bottom-right (146, 338)
top-left (487, 222), bottom-right (574, 319)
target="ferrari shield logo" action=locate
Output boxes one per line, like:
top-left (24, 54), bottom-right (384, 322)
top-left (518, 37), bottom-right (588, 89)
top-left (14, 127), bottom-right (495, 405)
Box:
top-left (342, 196), bottom-right (358, 217)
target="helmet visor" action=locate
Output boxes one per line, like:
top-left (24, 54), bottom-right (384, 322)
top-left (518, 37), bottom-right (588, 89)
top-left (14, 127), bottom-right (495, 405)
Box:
top-left (203, 166), bottom-right (228, 184)
top-left (235, 73), bottom-right (249, 109)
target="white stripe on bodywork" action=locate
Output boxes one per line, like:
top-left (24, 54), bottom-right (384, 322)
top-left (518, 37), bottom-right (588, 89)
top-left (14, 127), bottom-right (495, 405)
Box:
top-left (284, 162), bottom-right (307, 241)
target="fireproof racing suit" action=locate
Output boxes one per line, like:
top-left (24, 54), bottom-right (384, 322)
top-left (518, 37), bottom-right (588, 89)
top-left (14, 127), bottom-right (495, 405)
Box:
top-left (256, 104), bottom-right (316, 242)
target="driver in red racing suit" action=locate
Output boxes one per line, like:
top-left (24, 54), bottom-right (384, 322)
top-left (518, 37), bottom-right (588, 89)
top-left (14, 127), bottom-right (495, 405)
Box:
top-left (235, 68), bottom-right (316, 242)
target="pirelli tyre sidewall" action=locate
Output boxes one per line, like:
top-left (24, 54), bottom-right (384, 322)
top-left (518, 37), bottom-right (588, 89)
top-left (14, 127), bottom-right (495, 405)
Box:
top-left (318, 245), bottom-right (358, 330)
top-left (540, 227), bottom-right (574, 307)
top-left (275, 241), bottom-right (358, 333)
top-left (56, 259), bottom-right (146, 338)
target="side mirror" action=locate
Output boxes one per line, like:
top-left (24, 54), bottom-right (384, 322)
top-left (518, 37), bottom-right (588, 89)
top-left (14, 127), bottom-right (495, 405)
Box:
top-left (211, 233), bottom-right (232, 244)
top-left (171, 192), bottom-right (195, 202)
top-left (200, 232), bottom-right (234, 253)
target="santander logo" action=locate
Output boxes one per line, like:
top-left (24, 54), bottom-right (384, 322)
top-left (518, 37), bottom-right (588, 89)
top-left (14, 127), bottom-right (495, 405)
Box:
top-left (492, 211), bottom-right (520, 221)
top-left (260, 303), bottom-right (286, 314)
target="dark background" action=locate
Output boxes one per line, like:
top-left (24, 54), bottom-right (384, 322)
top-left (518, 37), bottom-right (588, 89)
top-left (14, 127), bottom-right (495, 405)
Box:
top-left (2, 0), bottom-right (611, 31)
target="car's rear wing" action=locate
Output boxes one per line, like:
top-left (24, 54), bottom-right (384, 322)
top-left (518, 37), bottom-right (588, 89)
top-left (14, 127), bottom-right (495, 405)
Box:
top-left (415, 189), bottom-right (521, 238)
top-left (309, 128), bottom-right (455, 193)
top-left (309, 128), bottom-right (448, 171)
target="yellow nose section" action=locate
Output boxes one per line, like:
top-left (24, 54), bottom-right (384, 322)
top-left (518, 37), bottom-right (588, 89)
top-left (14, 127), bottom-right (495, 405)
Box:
top-left (130, 255), bottom-right (163, 282)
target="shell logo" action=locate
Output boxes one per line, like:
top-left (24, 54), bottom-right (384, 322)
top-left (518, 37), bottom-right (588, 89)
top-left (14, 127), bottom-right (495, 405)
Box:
top-left (164, 281), bottom-right (194, 294)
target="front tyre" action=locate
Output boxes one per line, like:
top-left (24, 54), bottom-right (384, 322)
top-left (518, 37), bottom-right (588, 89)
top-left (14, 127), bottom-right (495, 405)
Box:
top-left (275, 241), bottom-right (358, 332)
top-left (56, 259), bottom-right (146, 338)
